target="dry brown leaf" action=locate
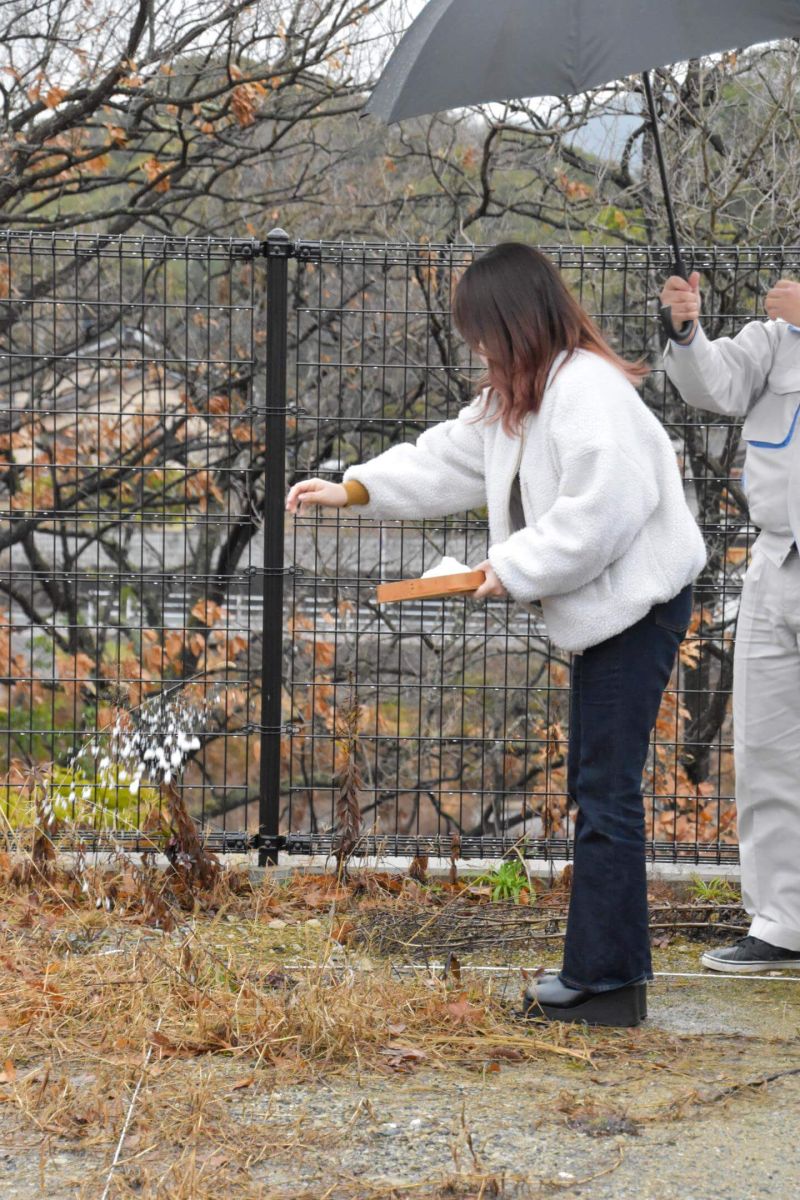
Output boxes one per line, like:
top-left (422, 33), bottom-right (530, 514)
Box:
top-left (141, 157), bottom-right (172, 192)
top-left (445, 995), bottom-right (482, 1025)
top-left (44, 85), bottom-right (68, 108)
top-left (408, 854), bottom-right (428, 883)
top-left (203, 1152), bottom-right (232, 1170)
top-left (230, 1075), bottom-right (255, 1091)
top-left (488, 1046), bottom-right (525, 1062)
top-left (331, 919), bottom-right (355, 945)
top-left (445, 952), bottom-right (462, 986)
top-left (150, 1030), bottom-right (223, 1058)
top-left (381, 1043), bottom-right (427, 1071)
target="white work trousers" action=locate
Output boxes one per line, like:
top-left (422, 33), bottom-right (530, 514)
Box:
top-left (734, 546), bottom-right (800, 951)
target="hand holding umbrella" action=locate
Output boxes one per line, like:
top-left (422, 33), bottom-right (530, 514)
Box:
top-left (659, 272), bottom-right (701, 342)
top-left (764, 280), bottom-right (800, 326)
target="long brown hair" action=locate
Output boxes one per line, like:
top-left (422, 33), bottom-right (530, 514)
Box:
top-left (452, 242), bottom-right (648, 432)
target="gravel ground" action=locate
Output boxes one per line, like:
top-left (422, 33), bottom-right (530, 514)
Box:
top-left (244, 972), bottom-right (800, 1199)
top-left (2, 960), bottom-right (798, 1199)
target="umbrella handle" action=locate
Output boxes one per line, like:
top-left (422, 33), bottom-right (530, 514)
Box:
top-left (658, 303), bottom-right (694, 344)
top-left (659, 259), bottom-right (694, 343)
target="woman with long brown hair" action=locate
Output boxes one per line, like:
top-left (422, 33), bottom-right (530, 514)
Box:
top-left (286, 242), bottom-right (706, 1026)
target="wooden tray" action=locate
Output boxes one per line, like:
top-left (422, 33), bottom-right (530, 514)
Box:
top-left (376, 570), bottom-right (485, 604)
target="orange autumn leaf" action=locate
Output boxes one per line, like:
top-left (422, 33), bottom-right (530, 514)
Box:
top-left (86, 152), bottom-right (110, 174)
top-left (144, 644), bottom-right (166, 674)
top-left (191, 599), bottom-right (226, 626)
top-left (230, 1075), bottom-right (255, 1091)
top-left (231, 85), bottom-right (256, 127)
top-left (164, 631), bottom-right (184, 662)
top-left (444, 995), bottom-right (483, 1025)
top-left (679, 638), bottom-right (701, 669)
top-left (56, 652), bottom-right (95, 683)
top-left (557, 172), bottom-right (593, 202)
top-left (44, 85), bottom-right (68, 108)
top-left (142, 158), bottom-right (171, 192)
top-left (188, 633), bottom-right (206, 657)
top-left (96, 706), bottom-right (117, 730)
top-left (313, 640), bottom-right (335, 668)
top-left (726, 545), bottom-right (748, 565)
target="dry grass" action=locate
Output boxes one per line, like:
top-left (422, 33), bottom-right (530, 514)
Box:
top-left (0, 852), bottom-right (616, 1198)
top-left (0, 851), bottom-right (778, 1200)
top-left (0, 863), bottom-right (598, 1077)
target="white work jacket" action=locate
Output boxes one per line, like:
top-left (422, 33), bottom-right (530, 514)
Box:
top-left (664, 320), bottom-right (800, 567)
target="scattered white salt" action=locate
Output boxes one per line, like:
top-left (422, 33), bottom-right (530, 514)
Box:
top-left (420, 555), bottom-right (473, 579)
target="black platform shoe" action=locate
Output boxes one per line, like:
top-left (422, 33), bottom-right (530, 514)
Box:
top-left (522, 975), bottom-right (646, 1028)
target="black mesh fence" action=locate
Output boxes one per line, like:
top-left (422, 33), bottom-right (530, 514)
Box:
top-left (0, 232), bottom-right (267, 852)
top-left (2, 232), bottom-right (795, 863)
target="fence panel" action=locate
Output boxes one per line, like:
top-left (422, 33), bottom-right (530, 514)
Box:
top-left (283, 241), bottom-right (800, 865)
top-left (0, 233), bottom-right (268, 851)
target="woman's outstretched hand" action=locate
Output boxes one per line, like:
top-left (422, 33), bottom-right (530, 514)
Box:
top-left (473, 559), bottom-right (507, 600)
top-left (286, 478), bottom-right (348, 513)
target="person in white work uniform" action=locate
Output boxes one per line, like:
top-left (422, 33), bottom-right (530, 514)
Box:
top-left (661, 272), bottom-right (800, 973)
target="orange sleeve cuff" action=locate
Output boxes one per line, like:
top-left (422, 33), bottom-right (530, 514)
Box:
top-left (343, 479), bottom-right (370, 507)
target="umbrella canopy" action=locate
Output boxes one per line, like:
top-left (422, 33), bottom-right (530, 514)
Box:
top-left (366, 0), bottom-right (800, 123)
top-left (367, 0), bottom-right (800, 336)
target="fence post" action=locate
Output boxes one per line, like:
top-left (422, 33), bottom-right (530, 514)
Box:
top-left (258, 228), bottom-right (292, 866)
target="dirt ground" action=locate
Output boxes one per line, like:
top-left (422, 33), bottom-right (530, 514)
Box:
top-left (1, 870), bottom-right (798, 1199)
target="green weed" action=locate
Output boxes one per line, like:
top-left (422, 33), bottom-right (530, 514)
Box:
top-left (471, 859), bottom-right (533, 903)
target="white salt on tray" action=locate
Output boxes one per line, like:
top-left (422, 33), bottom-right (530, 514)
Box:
top-left (420, 556), bottom-right (474, 579)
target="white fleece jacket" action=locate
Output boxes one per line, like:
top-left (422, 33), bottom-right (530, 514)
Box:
top-left (343, 349), bottom-right (706, 651)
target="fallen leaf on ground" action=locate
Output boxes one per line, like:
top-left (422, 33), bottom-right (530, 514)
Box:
top-left (445, 995), bottom-right (483, 1025)
top-left (381, 1043), bottom-right (427, 1070)
top-left (331, 919), bottom-right (355, 944)
top-left (445, 952), bottom-right (462, 985)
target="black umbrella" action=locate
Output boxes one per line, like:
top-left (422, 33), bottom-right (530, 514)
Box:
top-left (366, 0), bottom-right (800, 336)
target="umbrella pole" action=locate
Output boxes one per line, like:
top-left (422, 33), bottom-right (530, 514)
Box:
top-left (642, 70), bottom-right (693, 339)
top-left (642, 70), bottom-right (686, 276)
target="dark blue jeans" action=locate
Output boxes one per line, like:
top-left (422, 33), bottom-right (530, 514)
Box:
top-left (560, 585), bottom-right (693, 992)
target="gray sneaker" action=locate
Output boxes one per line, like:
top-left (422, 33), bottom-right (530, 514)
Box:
top-left (701, 935), bottom-right (800, 974)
